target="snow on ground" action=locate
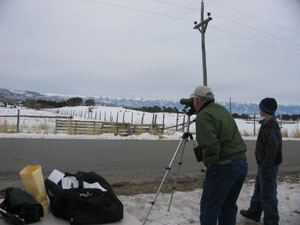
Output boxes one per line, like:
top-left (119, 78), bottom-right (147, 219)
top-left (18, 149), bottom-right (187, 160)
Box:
top-left (120, 178), bottom-right (300, 225)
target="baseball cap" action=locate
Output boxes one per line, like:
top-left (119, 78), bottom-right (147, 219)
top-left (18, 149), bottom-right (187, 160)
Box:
top-left (192, 86), bottom-right (214, 99)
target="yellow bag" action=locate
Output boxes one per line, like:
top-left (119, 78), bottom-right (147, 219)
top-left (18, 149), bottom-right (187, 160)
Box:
top-left (19, 165), bottom-right (48, 215)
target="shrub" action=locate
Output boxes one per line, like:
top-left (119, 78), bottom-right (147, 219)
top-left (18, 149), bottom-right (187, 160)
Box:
top-left (109, 122), bottom-right (117, 135)
top-left (137, 125), bottom-right (144, 135)
top-left (96, 123), bottom-right (103, 135)
top-left (281, 129), bottom-right (289, 138)
top-left (0, 119), bottom-right (8, 133)
top-left (67, 120), bottom-right (73, 135)
top-left (149, 127), bottom-right (160, 136)
top-left (39, 121), bottom-right (49, 134)
top-left (290, 126), bottom-right (300, 138)
top-left (241, 130), bottom-right (252, 136)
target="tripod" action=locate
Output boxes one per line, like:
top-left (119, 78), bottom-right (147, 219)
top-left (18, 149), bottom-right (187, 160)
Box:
top-left (142, 113), bottom-right (205, 225)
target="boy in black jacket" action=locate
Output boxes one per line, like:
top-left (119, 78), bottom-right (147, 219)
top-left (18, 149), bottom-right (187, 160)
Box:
top-left (240, 98), bottom-right (282, 225)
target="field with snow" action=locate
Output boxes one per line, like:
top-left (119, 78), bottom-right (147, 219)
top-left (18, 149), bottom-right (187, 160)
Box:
top-left (0, 106), bottom-right (299, 140)
top-left (1, 106), bottom-right (300, 224)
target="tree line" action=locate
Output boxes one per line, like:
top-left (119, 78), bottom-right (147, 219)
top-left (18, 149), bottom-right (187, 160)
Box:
top-left (22, 98), bottom-right (95, 109)
top-left (232, 113), bottom-right (300, 121)
top-left (21, 98), bottom-right (179, 113)
top-left (124, 106), bottom-right (179, 113)
top-left (279, 114), bottom-right (300, 121)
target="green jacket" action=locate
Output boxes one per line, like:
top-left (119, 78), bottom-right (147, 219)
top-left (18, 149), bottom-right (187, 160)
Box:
top-left (196, 102), bottom-right (247, 167)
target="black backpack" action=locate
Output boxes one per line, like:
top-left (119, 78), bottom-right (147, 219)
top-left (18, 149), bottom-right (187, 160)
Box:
top-left (0, 187), bottom-right (43, 224)
top-left (44, 171), bottom-right (123, 225)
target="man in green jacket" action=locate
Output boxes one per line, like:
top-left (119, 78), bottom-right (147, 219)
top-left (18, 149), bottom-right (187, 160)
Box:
top-left (193, 86), bottom-right (248, 225)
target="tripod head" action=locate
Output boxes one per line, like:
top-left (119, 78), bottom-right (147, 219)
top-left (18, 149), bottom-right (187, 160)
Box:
top-left (182, 132), bottom-right (193, 140)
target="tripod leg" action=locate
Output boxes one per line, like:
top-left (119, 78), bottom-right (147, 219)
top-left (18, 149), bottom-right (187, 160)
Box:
top-left (167, 138), bottom-right (188, 211)
top-left (142, 138), bottom-right (186, 225)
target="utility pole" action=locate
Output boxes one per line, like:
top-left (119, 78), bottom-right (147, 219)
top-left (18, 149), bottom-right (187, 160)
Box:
top-left (229, 97), bottom-right (232, 114)
top-left (194, 0), bottom-right (212, 86)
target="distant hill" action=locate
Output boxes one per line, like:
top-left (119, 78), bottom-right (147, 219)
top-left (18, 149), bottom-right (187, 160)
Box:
top-left (1, 88), bottom-right (300, 115)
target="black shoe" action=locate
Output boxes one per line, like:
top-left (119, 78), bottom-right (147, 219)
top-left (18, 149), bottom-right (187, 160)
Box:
top-left (240, 209), bottom-right (260, 222)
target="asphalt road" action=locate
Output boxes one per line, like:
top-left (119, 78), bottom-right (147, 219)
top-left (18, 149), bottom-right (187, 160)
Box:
top-left (0, 138), bottom-right (299, 189)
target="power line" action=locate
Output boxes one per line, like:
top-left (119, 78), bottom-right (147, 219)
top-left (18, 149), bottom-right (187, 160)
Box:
top-left (213, 14), bottom-right (300, 47)
top-left (152, 0), bottom-right (300, 47)
top-left (208, 0), bottom-right (300, 36)
top-left (81, 0), bottom-right (191, 22)
top-left (210, 25), bottom-right (300, 56)
top-left (80, 0), bottom-right (300, 56)
top-left (152, 0), bottom-right (198, 11)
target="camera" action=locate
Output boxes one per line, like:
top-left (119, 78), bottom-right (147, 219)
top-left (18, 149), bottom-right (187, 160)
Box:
top-left (180, 97), bottom-right (195, 115)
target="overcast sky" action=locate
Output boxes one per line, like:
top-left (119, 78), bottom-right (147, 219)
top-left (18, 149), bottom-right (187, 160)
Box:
top-left (0, 0), bottom-right (300, 105)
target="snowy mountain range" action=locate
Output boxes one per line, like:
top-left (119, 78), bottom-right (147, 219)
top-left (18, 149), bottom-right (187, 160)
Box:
top-left (1, 88), bottom-right (300, 115)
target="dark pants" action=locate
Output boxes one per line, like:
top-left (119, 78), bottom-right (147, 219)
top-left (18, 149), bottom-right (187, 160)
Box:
top-left (247, 165), bottom-right (280, 225)
top-left (200, 158), bottom-right (248, 225)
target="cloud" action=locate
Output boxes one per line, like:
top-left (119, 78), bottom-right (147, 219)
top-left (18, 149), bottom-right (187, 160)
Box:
top-left (0, 0), bottom-right (299, 104)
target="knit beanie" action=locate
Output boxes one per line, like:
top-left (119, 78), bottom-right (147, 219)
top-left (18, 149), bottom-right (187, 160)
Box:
top-left (259, 98), bottom-right (277, 115)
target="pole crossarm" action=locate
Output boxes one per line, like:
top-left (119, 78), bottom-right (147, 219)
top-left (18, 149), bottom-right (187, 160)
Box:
top-left (193, 17), bottom-right (212, 33)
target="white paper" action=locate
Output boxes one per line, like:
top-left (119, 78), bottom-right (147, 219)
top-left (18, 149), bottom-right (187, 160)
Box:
top-left (48, 170), bottom-right (108, 191)
top-left (83, 181), bottom-right (107, 192)
top-left (48, 169), bottom-right (65, 184)
top-left (62, 176), bottom-right (79, 189)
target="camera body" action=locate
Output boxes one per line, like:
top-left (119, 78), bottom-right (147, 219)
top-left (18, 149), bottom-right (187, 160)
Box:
top-left (180, 97), bottom-right (195, 115)
top-left (193, 146), bottom-right (203, 162)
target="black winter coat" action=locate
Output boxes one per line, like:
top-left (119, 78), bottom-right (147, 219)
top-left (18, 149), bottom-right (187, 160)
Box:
top-left (255, 116), bottom-right (282, 172)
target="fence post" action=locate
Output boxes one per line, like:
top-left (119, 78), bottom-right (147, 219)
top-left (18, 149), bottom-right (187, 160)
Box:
top-left (127, 123), bottom-right (131, 135)
top-left (123, 112), bottom-right (125, 123)
top-left (55, 120), bottom-right (58, 134)
top-left (131, 112), bottom-right (133, 124)
top-left (141, 113), bottom-right (145, 125)
top-left (176, 113), bottom-right (179, 131)
top-left (17, 109), bottom-right (20, 133)
top-left (152, 113), bottom-right (155, 125)
top-left (182, 115), bottom-right (185, 132)
top-left (116, 112), bottom-right (119, 123)
top-left (253, 112), bottom-right (256, 135)
top-left (75, 121), bottom-right (77, 135)
top-left (115, 122), bottom-right (119, 135)
top-left (162, 114), bottom-right (165, 134)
